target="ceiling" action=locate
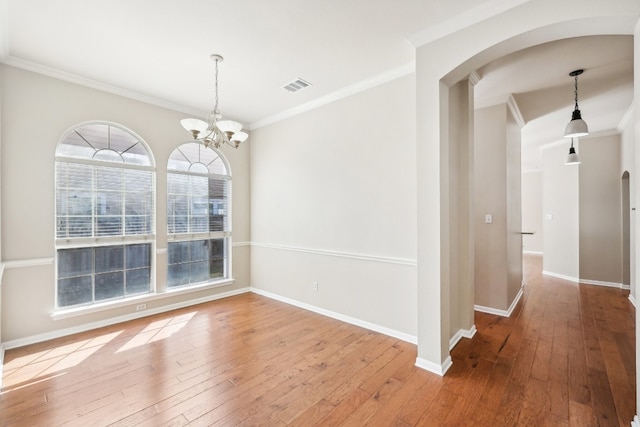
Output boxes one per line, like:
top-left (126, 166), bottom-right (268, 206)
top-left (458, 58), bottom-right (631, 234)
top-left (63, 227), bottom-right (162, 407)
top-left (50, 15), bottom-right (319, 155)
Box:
top-left (0, 1), bottom-right (635, 170)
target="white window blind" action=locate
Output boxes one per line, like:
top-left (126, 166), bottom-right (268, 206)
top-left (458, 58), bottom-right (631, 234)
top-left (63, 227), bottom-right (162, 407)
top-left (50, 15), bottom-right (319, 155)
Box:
top-left (56, 163), bottom-right (154, 239)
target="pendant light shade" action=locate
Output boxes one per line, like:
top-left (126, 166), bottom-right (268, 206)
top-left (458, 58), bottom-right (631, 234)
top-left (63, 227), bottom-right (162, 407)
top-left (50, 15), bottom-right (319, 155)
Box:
top-left (564, 69), bottom-right (589, 138)
top-left (565, 138), bottom-right (580, 165)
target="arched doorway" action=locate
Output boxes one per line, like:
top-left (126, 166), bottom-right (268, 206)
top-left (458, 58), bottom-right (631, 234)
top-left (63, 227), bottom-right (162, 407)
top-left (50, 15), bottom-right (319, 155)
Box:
top-left (413, 1), bottom-right (639, 382)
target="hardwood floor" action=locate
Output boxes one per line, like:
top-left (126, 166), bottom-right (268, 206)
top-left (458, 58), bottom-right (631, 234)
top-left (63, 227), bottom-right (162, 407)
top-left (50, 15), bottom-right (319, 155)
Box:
top-left (1, 255), bottom-right (635, 426)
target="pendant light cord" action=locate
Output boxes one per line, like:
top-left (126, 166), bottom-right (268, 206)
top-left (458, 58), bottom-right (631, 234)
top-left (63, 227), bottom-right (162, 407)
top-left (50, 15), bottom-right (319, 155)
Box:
top-left (574, 74), bottom-right (579, 111)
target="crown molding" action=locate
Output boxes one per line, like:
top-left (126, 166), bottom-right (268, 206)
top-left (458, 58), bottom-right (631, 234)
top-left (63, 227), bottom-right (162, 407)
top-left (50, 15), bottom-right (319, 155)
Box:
top-left (1, 55), bottom-right (211, 119)
top-left (408, 0), bottom-right (530, 47)
top-left (617, 101), bottom-right (634, 132)
top-left (507, 94), bottom-right (526, 129)
top-left (249, 62), bottom-right (415, 130)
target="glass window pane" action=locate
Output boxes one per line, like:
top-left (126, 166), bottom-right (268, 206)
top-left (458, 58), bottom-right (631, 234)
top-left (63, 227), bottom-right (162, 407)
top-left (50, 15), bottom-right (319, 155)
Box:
top-left (190, 240), bottom-right (209, 261)
top-left (125, 215), bottom-right (149, 234)
top-left (58, 124), bottom-right (152, 166)
top-left (121, 145), bottom-right (152, 166)
top-left (96, 192), bottom-right (122, 216)
top-left (126, 244), bottom-right (150, 269)
top-left (190, 261), bottom-right (210, 283)
top-left (58, 248), bottom-right (93, 278)
top-left (125, 193), bottom-right (150, 215)
top-left (168, 215), bottom-right (188, 234)
top-left (67, 217), bottom-right (92, 237)
top-left (125, 170), bottom-right (152, 192)
top-left (96, 217), bottom-right (122, 236)
top-left (126, 268), bottom-right (150, 295)
top-left (94, 149), bottom-right (124, 163)
top-left (168, 263), bottom-right (189, 287)
top-left (58, 276), bottom-right (92, 307)
top-left (209, 215), bottom-right (225, 232)
top-left (75, 124), bottom-right (110, 150)
top-left (109, 126), bottom-right (140, 153)
top-left (168, 174), bottom-right (189, 194)
top-left (95, 246), bottom-right (123, 273)
top-left (171, 196), bottom-right (189, 215)
top-left (168, 242), bottom-right (190, 264)
top-left (96, 167), bottom-right (123, 189)
top-left (95, 271), bottom-right (124, 301)
top-left (210, 239), bottom-right (225, 257)
top-left (210, 258), bottom-right (225, 279)
top-left (191, 216), bottom-right (209, 233)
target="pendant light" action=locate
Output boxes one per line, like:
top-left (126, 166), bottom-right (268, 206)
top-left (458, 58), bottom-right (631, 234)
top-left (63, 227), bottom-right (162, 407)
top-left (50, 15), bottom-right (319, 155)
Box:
top-left (563, 69), bottom-right (589, 138)
top-left (565, 138), bottom-right (580, 165)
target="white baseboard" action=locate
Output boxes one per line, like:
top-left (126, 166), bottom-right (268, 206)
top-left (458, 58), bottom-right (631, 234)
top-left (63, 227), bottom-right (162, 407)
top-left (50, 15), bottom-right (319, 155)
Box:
top-left (631, 415), bottom-right (639, 427)
top-left (2, 287), bottom-right (251, 350)
top-left (543, 270), bottom-right (579, 283)
top-left (474, 287), bottom-right (523, 318)
top-left (629, 294), bottom-right (637, 308)
top-left (250, 287), bottom-right (417, 345)
top-left (523, 251), bottom-right (543, 256)
top-left (542, 271), bottom-right (629, 290)
top-left (449, 325), bottom-right (477, 350)
top-left (580, 278), bottom-right (630, 290)
top-left (415, 355), bottom-right (452, 376)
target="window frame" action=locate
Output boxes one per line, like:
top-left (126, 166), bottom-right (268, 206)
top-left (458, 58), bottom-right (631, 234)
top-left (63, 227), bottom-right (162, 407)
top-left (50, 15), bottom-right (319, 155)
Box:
top-left (54, 121), bottom-right (156, 311)
top-left (166, 143), bottom-right (233, 290)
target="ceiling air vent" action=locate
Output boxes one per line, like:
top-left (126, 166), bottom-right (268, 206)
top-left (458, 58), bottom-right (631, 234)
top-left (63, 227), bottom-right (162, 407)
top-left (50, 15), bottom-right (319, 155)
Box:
top-left (282, 78), bottom-right (312, 93)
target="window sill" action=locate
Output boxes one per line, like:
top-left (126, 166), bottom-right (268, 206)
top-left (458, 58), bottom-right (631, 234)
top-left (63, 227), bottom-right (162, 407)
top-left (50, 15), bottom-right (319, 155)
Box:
top-left (51, 279), bottom-right (235, 320)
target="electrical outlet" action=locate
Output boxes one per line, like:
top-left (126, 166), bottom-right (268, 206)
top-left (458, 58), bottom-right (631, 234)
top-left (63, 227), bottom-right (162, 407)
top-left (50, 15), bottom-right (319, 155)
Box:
top-left (313, 282), bottom-right (318, 292)
top-left (136, 303), bottom-right (147, 311)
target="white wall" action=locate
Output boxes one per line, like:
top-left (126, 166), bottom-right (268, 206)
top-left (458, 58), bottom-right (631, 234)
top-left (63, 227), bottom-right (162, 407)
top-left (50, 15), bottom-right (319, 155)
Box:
top-left (250, 74), bottom-right (418, 339)
top-left (540, 135), bottom-right (624, 286)
top-left (474, 103), bottom-right (522, 312)
top-left (542, 141), bottom-right (580, 280)
top-left (474, 104), bottom-right (508, 309)
top-left (0, 65), bottom-right (251, 344)
top-left (521, 171), bottom-right (543, 254)
top-left (579, 135), bottom-right (623, 285)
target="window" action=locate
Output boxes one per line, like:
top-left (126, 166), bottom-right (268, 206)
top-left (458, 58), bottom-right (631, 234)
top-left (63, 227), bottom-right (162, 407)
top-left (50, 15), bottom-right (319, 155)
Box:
top-left (167, 142), bottom-right (231, 288)
top-left (55, 122), bottom-right (155, 309)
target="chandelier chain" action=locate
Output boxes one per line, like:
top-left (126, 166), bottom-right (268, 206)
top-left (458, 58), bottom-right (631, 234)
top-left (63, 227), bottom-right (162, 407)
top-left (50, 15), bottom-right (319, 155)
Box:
top-left (214, 58), bottom-right (220, 115)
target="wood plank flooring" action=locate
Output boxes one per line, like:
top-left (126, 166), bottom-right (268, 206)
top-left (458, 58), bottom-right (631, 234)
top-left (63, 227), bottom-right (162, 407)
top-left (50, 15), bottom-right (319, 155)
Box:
top-left (1, 255), bottom-right (635, 426)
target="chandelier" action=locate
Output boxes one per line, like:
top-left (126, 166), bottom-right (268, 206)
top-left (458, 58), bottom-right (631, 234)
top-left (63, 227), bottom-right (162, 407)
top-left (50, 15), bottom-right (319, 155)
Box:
top-left (180, 54), bottom-right (248, 149)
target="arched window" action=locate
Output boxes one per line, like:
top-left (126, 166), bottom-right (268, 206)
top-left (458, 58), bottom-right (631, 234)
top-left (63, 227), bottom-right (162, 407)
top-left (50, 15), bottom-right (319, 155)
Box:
top-left (55, 122), bottom-right (155, 308)
top-left (167, 142), bottom-right (231, 288)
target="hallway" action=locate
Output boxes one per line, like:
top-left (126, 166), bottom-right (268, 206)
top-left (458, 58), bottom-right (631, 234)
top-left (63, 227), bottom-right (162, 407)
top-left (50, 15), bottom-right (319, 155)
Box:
top-left (450, 254), bottom-right (636, 425)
